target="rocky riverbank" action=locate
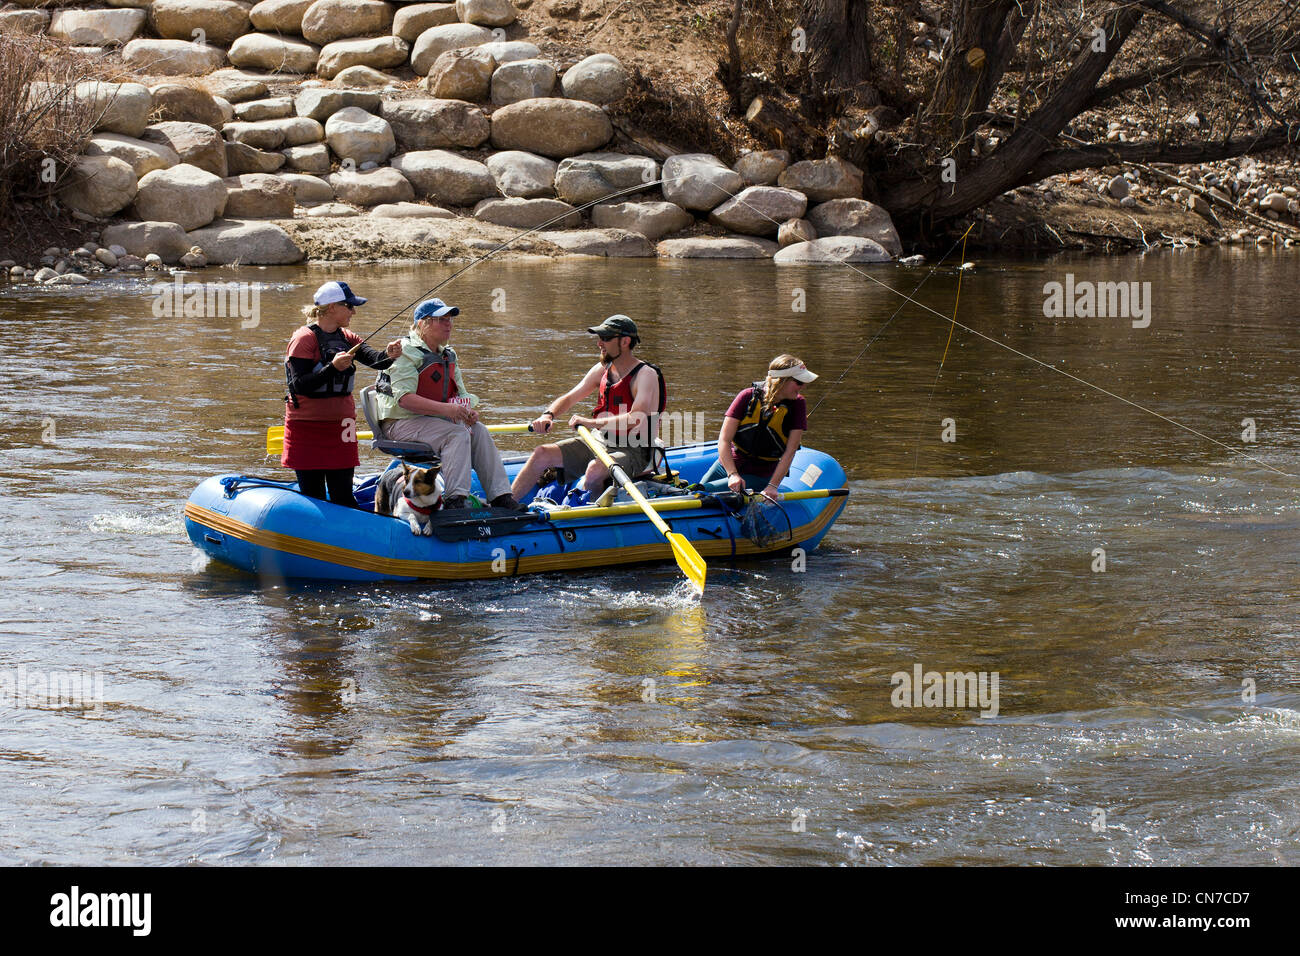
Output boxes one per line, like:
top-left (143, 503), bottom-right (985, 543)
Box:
top-left (2, 0), bottom-right (1298, 281)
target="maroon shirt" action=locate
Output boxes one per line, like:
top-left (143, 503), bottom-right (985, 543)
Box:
top-left (725, 387), bottom-right (807, 479)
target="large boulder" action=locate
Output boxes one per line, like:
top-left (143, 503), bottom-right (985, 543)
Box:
top-left (282, 142), bottom-right (331, 173)
top-left (485, 150), bottom-right (557, 198)
top-left (134, 163), bottom-right (229, 230)
top-left (777, 156), bottom-right (863, 202)
top-left (85, 133), bottom-right (180, 177)
top-left (225, 140), bottom-right (287, 173)
top-left (554, 152), bottom-right (657, 206)
top-left (455, 0), bottom-right (516, 26)
top-left (560, 53), bottom-right (627, 104)
top-left (328, 167), bottom-right (414, 205)
top-left (301, 0), bottom-right (394, 44)
top-left (381, 98), bottom-right (489, 150)
top-left (76, 82), bottom-right (153, 138)
top-left (222, 173), bottom-right (296, 218)
top-left (656, 236), bottom-right (776, 259)
top-left (228, 33), bottom-right (320, 73)
top-left (49, 9), bottom-right (146, 46)
top-left (276, 172), bottom-right (334, 205)
top-left (224, 117), bottom-right (324, 150)
top-left (490, 58), bottom-right (555, 105)
top-left (473, 197), bottom-right (580, 229)
top-left (545, 229), bottom-right (655, 257)
top-left (592, 201), bottom-right (693, 240)
top-left (410, 22), bottom-right (493, 75)
top-left (249, 0), bottom-right (313, 32)
top-left (425, 47), bottom-right (495, 101)
top-left (708, 185), bottom-right (807, 236)
top-left (390, 150), bottom-right (497, 206)
top-left (294, 87), bottom-right (382, 121)
top-left (203, 69), bottom-right (269, 103)
top-left (735, 149), bottom-right (789, 186)
top-left (28, 81), bottom-right (153, 138)
top-left (805, 198), bottom-right (901, 257)
top-left (140, 121), bottom-right (228, 177)
top-left (149, 83), bottom-right (226, 127)
top-left (324, 107), bottom-right (395, 164)
top-left (59, 155), bottom-right (137, 218)
top-left (489, 99), bottom-right (612, 159)
top-left (150, 0), bottom-right (252, 46)
top-left (661, 153), bottom-right (744, 211)
top-left (123, 38), bottom-right (226, 75)
top-left (185, 220), bottom-right (303, 264)
top-left (317, 36), bottom-right (409, 80)
top-left (772, 235), bottom-right (890, 264)
top-left (234, 97), bottom-right (294, 121)
top-left (393, 3), bottom-right (458, 43)
top-left (100, 221), bottom-right (191, 263)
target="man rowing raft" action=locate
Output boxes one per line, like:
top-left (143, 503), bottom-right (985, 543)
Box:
top-left (511, 315), bottom-right (667, 501)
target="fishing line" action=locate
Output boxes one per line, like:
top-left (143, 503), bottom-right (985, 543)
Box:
top-left (909, 225), bottom-right (973, 478)
top-left (677, 181), bottom-right (1298, 480)
top-left (352, 177), bottom-right (674, 348)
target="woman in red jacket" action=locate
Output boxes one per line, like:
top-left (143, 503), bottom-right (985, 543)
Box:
top-left (282, 281), bottom-right (402, 508)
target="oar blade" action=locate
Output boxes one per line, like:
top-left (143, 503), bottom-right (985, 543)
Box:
top-left (667, 531), bottom-right (706, 594)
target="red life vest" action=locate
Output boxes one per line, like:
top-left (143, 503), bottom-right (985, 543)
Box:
top-left (414, 346), bottom-right (460, 403)
top-left (593, 361), bottom-right (666, 443)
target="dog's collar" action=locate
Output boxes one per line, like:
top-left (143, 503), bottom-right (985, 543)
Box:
top-left (404, 497), bottom-right (437, 515)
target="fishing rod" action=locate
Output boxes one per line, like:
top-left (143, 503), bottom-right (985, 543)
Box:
top-left (347, 175), bottom-right (677, 352)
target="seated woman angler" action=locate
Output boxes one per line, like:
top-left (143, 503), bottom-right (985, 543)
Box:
top-left (703, 354), bottom-right (817, 502)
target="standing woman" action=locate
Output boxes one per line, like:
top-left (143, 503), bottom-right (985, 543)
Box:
top-left (705, 354), bottom-right (817, 502)
top-left (283, 281), bottom-right (403, 508)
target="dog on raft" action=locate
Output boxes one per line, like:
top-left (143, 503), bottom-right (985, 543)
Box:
top-left (375, 461), bottom-right (443, 536)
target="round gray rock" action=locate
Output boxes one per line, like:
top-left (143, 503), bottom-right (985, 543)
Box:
top-left (329, 167), bottom-right (415, 205)
top-left (410, 22), bottom-right (494, 75)
top-left (390, 150), bottom-right (497, 206)
top-left (490, 59), bottom-right (556, 105)
top-left (325, 106), bottom-right (396, 164)
top-left (554, 151), bottom-right (657, 205)
top-left (772, 235), bottom-right (890, 264)
top-left (228, 33), bottom-right (320, 73)
top-left (301, 0), bottom-right (394, 45)
top-left (60, 155), bottom-right (138, 218)
top-left (134, 163), bottom-right (229, 231)
top-left (805, 198), bottom-right (901, 257)
top-left (473, 197), bottom-right (580, 229)
top-left (381, 98), bottom-right (489, 150)
top-left (485, 150), bottom-right (557, 198)
top-left (661, 153), bottom-right (744, 211)
top-left (777, 156), bottom-right (864, 202)
top-left (592, 201), bottom-right (693, 240)
top-left (708, 185), bottom-right (807, 236)
top-left (490, 98), bottom-right (613, 159)
top-left (560, 53), bottom-right (627, 104)
top-left (184, 220), bottom-right (303, 264)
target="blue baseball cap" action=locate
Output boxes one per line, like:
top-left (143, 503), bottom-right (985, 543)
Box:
top-left (415, 298), bottom-right (459, 321)
top-left (314, 280), bottom-right (366, 307)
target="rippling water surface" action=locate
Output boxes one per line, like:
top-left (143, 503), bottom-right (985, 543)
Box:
top-left (2, 249), bottom-right (1298, 864)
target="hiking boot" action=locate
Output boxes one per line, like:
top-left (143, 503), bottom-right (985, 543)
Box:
top-left (442, 495), bottom-right (469, 511)
top-left (489, 494), bottom-right (528, 513)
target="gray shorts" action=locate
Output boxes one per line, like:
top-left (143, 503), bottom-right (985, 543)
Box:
top-left (556, 435), bottom-right (653, 482)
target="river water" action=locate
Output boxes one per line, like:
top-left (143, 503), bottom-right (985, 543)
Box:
top-left (2, 248), bottom-right (1298, 865)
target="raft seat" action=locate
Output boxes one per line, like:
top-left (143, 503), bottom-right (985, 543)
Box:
top-left (359, 385), bottom-right (440, 464)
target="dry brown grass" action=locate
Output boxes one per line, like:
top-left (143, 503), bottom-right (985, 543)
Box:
top-left (0, 34), bottom-right (116, 259)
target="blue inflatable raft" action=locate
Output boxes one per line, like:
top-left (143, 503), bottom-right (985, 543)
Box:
top-left (184, 442), bottom-right (848, 583)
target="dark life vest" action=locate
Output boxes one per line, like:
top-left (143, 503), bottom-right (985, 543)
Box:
top-left (415, 345), bottom-right (460, 403)
top-left (733, 382), bottom-right (799, 462)
top-left (285, 325), bottom-right (353, 407)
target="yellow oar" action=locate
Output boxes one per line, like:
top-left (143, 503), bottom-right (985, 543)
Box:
top-left (266, 422), bottom-right (534, 455)
top-left (575, 425), bottom-right (706, 594)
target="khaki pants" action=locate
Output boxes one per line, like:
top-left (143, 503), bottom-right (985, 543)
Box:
top-left (384, 416), bottom-right (512, 501)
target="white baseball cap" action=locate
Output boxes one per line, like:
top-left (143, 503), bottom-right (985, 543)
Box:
top-left (770, 362), bottom-right (818, 383)
top-left (313, 281), bottom-right (366, 307)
